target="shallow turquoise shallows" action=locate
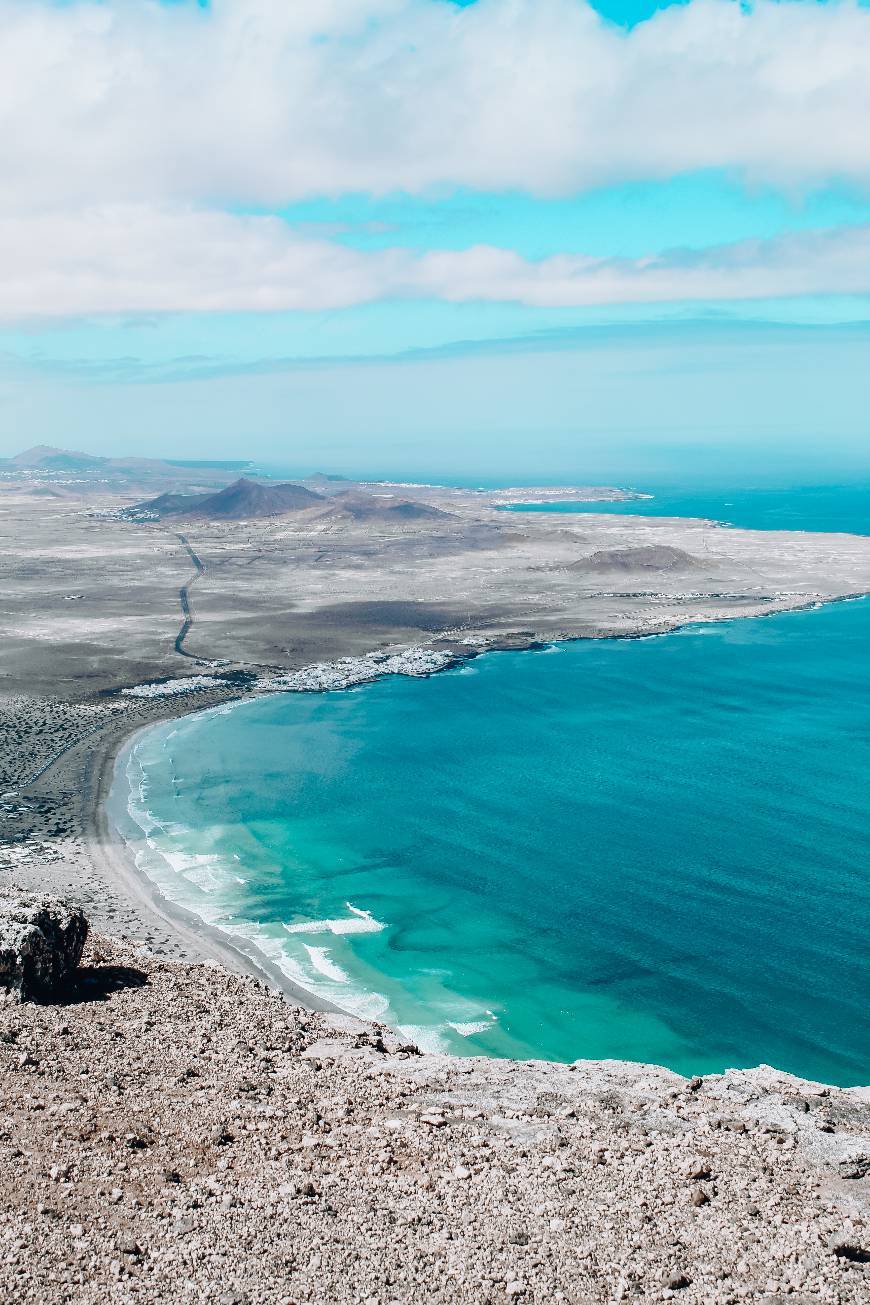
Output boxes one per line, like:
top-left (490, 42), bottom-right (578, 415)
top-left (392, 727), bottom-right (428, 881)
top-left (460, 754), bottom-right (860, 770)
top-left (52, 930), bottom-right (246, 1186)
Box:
top-left (500, 482), bottom-right (870, 535)
top-left (115, 594), bottom-right (870, 1085)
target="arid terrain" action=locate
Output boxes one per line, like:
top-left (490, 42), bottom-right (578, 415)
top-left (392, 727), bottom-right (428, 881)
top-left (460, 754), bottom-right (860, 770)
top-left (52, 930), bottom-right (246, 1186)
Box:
top-left (1, 450), bottom-right (870, 1302)
top-left (3, 461), bottom-right (869, 953)
top-left (3, 463), bottom-right (869, 700)
top-left (2, 935), bottom-right (869, 1304)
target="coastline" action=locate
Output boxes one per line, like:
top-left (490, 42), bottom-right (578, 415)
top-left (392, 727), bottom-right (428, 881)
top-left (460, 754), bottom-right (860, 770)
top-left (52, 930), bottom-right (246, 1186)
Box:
top-left (5, 494), bottom-right (870, 1298)
top-left (85, 589), bottom-right (870, 1058)
top-left (86, 714), bottom-right (348, 1014)
top-left (6, 640), bottom-right (870, 1301)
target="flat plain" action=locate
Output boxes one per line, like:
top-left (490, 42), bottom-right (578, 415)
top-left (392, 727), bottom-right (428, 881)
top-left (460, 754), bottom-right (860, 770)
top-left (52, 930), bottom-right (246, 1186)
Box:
top-left (2, 460), bottom-right (870, 1303)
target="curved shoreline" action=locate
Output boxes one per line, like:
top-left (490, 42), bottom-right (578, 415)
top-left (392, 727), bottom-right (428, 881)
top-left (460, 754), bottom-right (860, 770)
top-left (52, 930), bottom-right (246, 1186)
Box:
top-left (87, 591), bottom-right (870, 1045)
top-left (86, 714), bottom-right (349, 1015)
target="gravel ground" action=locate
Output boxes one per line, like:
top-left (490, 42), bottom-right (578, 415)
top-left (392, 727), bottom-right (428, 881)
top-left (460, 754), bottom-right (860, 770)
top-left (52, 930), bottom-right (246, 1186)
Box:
top-left (1, 937), bottom-right (869, 1304)
top-left (3, 483), bottom-right (870, 1303)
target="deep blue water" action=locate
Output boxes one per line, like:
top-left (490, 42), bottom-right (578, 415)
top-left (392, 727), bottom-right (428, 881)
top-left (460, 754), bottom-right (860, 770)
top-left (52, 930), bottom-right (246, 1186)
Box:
top-left (114, 487), bottom-right (870, 1085)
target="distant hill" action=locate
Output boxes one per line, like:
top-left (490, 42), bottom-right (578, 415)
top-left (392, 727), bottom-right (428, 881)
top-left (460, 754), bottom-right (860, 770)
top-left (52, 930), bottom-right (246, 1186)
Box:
top-left (8, 445), bottom-right (253, 479)
top-left (131, 480), bottom-right (456, 524)
top-left (576, 545), bottom-right (700, 573)
top-left (12, 444), bottom-right (106, 470)
top-left (134, 477), bottom-right (325, 521)
top-left (315, 490), bottom-right (454, 523)
top-left (136, 491), bottom-right (204, 516)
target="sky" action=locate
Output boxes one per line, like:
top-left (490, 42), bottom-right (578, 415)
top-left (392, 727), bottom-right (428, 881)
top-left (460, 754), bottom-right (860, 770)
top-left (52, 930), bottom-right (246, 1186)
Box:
top-left (1, 0), bottom-right (869, 480)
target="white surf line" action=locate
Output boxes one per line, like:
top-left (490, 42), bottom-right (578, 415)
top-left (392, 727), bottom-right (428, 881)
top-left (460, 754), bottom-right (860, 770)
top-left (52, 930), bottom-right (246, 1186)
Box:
top-left (302, 945), bottom-right (351, 984)
top-left (283, 907), bottom-right (386, 936)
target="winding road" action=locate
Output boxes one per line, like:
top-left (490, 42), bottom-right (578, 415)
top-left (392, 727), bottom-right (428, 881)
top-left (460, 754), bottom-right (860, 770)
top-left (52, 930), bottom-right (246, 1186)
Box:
top-left (174, 534), bottom-right (205, 658)
top-left (14, 534), bottom-right (208, 796)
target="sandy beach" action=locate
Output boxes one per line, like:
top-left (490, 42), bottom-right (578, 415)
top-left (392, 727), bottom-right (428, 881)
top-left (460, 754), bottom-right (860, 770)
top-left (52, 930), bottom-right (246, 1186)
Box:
top-left (8, 591), bottom-right (870, 1057)
top-left (7, 583), bottom-right (867, 1029)
top-left (4, 0), bottom-right (869, 1290)
top-left (4, 925), bottom-right (870, 1303)
top-left (5, 467), bottom-right (870, 1017)
top-left (99, 720), bottom-right (349, 1012)
top-left (2, 475), bottom-right (870, 1300)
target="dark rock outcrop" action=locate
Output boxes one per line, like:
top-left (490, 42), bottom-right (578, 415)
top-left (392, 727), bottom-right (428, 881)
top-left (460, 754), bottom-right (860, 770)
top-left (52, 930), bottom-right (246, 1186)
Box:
top-left (0, 894), bottom-right (88, 1001)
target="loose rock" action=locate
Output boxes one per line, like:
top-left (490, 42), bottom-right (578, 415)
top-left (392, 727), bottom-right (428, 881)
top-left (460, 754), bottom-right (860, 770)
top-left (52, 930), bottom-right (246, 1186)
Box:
top-left (0, 894), bottom-right (88, 1001)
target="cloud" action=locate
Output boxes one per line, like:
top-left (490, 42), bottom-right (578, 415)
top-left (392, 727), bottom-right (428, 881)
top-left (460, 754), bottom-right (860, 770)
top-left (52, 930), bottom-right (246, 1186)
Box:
top-left (2, 206), bottom-right (870, 319)
top-left (3, 1), bottom-right (867, 321)
top-left (0, 209), bottom-right (404, 317)
top-left (2, 0), bottom-right (870, 212)
top-left (416, 227), bottom-right (870, 306)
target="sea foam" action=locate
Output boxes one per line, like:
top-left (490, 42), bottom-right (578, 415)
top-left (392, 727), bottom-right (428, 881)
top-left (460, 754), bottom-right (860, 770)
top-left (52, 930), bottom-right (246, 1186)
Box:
top-left (303, 945), bottom-right (350, 983)
top-left (283, 904), bottom-right (386, 936)
top-left (447, 1018), bottom-right (498, 1037)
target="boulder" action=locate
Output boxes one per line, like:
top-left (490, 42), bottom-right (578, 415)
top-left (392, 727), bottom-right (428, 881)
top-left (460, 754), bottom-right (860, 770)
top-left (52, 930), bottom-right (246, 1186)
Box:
top-left (0, 894), bottom-right (88, 1001)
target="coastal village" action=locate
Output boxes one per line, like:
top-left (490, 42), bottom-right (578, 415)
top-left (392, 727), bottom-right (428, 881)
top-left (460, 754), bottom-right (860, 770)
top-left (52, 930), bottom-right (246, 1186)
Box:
top-left (1, 448), bottom-right (869, 1300)
top-left (2, 0), bottom-right (870, 1296)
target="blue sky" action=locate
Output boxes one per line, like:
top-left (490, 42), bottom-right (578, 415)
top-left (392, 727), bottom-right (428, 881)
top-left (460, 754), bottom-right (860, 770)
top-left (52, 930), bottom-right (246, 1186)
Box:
top-left (0, 0), bottom-right (868, 477)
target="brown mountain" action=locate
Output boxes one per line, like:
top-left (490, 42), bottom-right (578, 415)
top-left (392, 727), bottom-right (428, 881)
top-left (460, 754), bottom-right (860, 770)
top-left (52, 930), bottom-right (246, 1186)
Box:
top-left (134, 490), bottom-right (205, 516)
top-left (314, 490), bottom-right (454, 523)
top-left (135, 477), bottom-right (325, 521)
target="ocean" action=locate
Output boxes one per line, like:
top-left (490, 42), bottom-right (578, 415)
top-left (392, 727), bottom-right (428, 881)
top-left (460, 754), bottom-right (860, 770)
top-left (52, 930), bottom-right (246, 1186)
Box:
top-left (110, 486), bottom-right (870, 1085)
top-left (500, 481), bottom-right (870, 535)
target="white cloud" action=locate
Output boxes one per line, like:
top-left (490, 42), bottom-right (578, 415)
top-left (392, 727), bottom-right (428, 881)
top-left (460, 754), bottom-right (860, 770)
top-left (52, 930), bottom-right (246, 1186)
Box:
top-left (2, 0), bottom-right (867, 320)
top-left (1, 0), bottom-right (870, 212)
top-left (0, 209), bottom-right (404, 317)
top-left (2, 205), bottom-right (870, 318)
top-left (416, 228), bottom-right (870, 305)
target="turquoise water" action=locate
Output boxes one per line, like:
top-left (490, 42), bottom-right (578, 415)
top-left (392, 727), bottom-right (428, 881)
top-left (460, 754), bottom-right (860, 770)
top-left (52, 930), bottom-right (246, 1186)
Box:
top-left (501, 482), bottom-right (870, 535)
top-left (116, 592), bottom-right (870, 1085)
